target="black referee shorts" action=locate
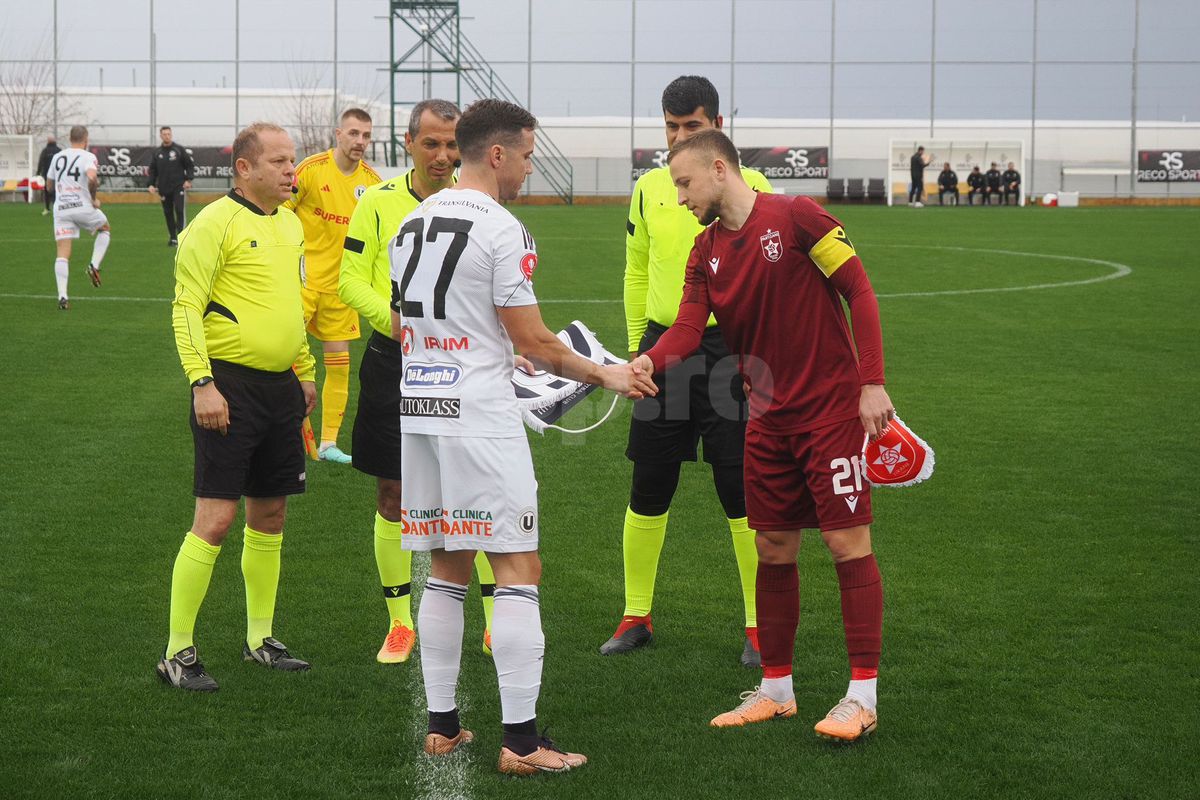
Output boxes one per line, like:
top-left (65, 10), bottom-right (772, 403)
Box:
top-left (626, 321), bottom-right (746, 466)
top-left (352, 331), bottom-right (403, 480)
top-left (191, 359), bottom-right (307, 499)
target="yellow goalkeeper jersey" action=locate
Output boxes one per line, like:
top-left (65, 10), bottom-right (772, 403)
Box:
top-left (285, 149), bottom-right (381, 293)
top-left (624, 164), bottom-right (772, 352)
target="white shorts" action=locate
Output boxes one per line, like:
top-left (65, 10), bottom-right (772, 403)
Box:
top-left (54, 206), bottom-right (108, 240)
top-left (400, 433), bottom-right (539, 553)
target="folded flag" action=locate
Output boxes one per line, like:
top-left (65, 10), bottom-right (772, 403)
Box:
top-left (511, 320), bottom-right (625, 434)
top-left (864, 416), bottom-right (935, 487)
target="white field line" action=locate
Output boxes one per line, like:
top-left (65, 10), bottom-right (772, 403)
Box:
top-left (0, 245), bottom-right (1133, 305)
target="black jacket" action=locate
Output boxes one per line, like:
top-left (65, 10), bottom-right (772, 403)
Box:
top-left (1002, 169), bottom-right (1021, 187)
top-left (36, 142), bottom-right (61, 178)
top-left (985, 169), bottom-right (1002, 189)
top-left (938, 169), bottom-right (958, 189)
top-left (910, 153), bottom-right (927, 179)
top-left (967, 172), bottom-right (984, 190)
top-left (148, 143), bottom-right (195, 193)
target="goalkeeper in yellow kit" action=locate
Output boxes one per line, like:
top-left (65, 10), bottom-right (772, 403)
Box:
top-left (286, 107), bottom-right (382, 463)
top-left (339, 100), bottom-right (498, 663)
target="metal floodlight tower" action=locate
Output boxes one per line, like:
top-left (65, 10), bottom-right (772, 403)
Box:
top-left (389, 1), bottom-right (463, 168)
top-left (387, 0), bottom-right (573, 202)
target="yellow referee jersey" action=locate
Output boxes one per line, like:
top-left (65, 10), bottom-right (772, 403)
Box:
top-left (624, 165), bottom-right (772, 352)
top-left (285, 149), bottom-right (382, 293)
top-left (172, 191), bottom-right (316, 384)
top-left (339, 169), bottom-right (430, 337)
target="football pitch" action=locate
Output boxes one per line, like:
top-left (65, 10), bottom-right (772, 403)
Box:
top-left (0, 199), bottom-right (1196, 798)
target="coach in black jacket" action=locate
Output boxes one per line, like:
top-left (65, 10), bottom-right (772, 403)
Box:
top-left (937, 163), bottom-right (959, 205)
top-left (1002, 162), bottom-right (1021, 205)
top-left (966, 166), bottom-right (985, 205)
top-left (147, 126), bottom-right (195, 245)
top-left (984, 163), bottom-right (1002, 206)
top-left (36, 135), bottom-right (61, 214)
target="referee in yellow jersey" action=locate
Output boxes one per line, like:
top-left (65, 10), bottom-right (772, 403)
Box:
top-left (158, 123), bottom-right (317, 692)
top-left (286, 108), bottom-right (382, 464)
top-left (601, 76), bottom-right (771, 665)
top-left (340, 99), bottom-right (498, 663)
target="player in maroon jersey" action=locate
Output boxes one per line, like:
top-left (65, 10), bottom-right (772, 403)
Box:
top-left (631, 129), bottom-right (895, 741)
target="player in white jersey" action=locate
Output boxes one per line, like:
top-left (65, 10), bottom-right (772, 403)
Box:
top-left (390, 99), bottom-right (656, 775)
top-left (46, 125), bottom-right (111, 310)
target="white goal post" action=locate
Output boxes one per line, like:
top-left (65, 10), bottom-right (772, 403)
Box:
top-left (0, 134), bottom-right (35, 203)
top-left (887, 139), bottom-right (1026, 207)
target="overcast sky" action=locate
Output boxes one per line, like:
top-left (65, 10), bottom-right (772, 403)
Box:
top-left (2, 0), bottom-right (1197, 121)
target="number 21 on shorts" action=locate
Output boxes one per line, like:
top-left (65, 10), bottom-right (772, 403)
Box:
top-left (830, 456), bottom-right (866, 496)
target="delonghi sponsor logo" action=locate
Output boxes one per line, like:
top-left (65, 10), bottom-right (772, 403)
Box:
top-left (403, 363), bottom-right (463, 389)
top-left (399, 396), bottom-right (461, 418)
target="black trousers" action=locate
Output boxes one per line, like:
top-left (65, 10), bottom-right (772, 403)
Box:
top-left (43, 188), bottom-right (54, 211)
top-left (160, 189), bottom-right (187, 239)
top-left (1004, 186), bottom-right (1020, 205)
top-left (968, 188), bottom-right (983, 205)
top-left (908, 177), bottom-right (923, 203)
top-left (939, 187), bottom-right (959, 205)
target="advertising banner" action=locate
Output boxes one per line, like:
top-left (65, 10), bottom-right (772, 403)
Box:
top-left (632, 146), bottom-right (829, 181)
top-left (1136, 150), bottom-right (1200, 182)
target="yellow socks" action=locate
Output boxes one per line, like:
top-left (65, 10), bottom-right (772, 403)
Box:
top-left (320, 351), bottom-right (351, 444)
top-left (474, 550), bottom-right (496, 631)
top-left (166, 532), bottom-right (221, 658)
top-left (728, 517), bottom-right (759, 628)
top-left (242, 526), bottom-right (282, 650)
top-left (622, 508), bottom-right (669, 617)
top-left (375, 513), bottom-right (413, 627)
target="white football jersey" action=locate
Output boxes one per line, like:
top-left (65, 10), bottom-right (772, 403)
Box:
top-left (390, 187), bottom-right (538, 437)
top-left (47, 148), bottom-right (98, 213)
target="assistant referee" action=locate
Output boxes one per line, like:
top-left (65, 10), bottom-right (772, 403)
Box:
top-left (339, 99), bottom-right (499, 664)
top-left (603, 75), bottom-right (769, 666)
top-left (158, 122), bottom-right (318, 693)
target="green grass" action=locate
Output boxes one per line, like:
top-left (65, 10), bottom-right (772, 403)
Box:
top-left (1, 200), bottom-right (1197, 799)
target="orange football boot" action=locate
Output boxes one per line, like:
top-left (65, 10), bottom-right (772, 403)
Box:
top-left (710, 687), bottom-right (797, 728)
top-left (814, 696), bottom-right (878, 742)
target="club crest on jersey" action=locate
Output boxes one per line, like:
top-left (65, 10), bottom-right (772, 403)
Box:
top-left (760, 229), bottom-right (783, 262)
top-left (354, 184), bottom-right (367, 199)
top-left (520, 252), bottom-right (538, 281)
top-left (400, 323), bottom-right (415, 356)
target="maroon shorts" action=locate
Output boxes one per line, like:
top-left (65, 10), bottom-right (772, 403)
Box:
top-left (744, 416), bottom-right (873, 532)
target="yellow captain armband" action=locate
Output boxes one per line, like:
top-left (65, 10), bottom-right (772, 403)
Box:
top-left (809, 225), bottom-right (857, 277)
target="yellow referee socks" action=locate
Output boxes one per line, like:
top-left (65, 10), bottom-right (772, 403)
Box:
top-left (166, 532), bottom-right (221, 659)
top-left (622, 507), bottom-right (669, 617)
top-left (320, 351), bottom-right (351, 445)
top-left (729, 517), bottom-right (759, 628)
top-left (374, 513), bottom-right (413, 627)
top-left (474, 550), bottom-right (496, 631)
top-left (242, 526), bottom-right (283, 650)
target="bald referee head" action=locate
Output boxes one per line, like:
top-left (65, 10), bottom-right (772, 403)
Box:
top-left (230, 123), bottom-right (296, 214)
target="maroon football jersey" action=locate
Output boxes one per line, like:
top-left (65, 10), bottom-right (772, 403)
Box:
top-left (648, 193), bottom-right (884, 434)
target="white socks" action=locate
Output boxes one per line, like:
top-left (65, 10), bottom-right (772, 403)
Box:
top-left (91, 231), bottom-right (110, 269)
top-left (761, 675), bottom-right (795, 703)
top-left (418, 577), bottom-right (466, 713)
top-left (54, 258), bottom-right (69, 300)
top-left (847, 678), bottom-right (878, 710)
top-left (492, 585), bottom-right (544, 725)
